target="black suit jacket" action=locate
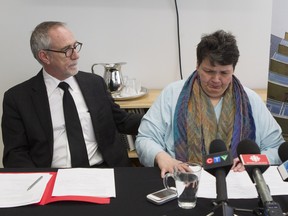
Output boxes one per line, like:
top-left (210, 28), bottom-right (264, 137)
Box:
top-left (1, 70), bottom-right (143, 168)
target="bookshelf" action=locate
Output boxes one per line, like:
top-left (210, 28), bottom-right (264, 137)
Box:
top-left (267, 32), bottom-right (288, 140)
top-left (115, 88), bottom-right (267, 162)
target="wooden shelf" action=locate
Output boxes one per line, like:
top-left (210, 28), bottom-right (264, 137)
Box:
top-left (253, 88), bottom-right (267, 102)
top-left (114, 89), bottom-right (161, 162)
top-left (127, 150), bottom-right (138, 158)
top-left (115, 89), bottom-right (161, 109)
top-left (116, 89), bottom-right (267, 109)
top-left (116, 88), bottom-right (266, 109)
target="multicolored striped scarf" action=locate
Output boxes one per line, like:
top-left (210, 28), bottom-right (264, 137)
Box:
top-left (174, 71), bottom-right (255, 164)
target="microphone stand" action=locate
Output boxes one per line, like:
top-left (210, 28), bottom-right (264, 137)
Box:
top-left (212, 200), bottom-right (265, 216)
top-left (211, 201), bottom-right (234, 216)
top-left (209, 169), bottom-right (234, 216)
top-left (207, 170), bottom-right (264, 216)
top-left (253, 168), bottom-right (284, 216)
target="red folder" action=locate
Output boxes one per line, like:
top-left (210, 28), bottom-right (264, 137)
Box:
top-left (38, 172), bottom-right (110, 205)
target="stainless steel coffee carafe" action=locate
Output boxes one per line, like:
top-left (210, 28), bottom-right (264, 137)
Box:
top-left (91, 62), bottom-right (126, 93)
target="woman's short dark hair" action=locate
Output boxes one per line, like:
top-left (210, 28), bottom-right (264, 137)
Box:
top-left (196, 30), bottom-right (240, 69)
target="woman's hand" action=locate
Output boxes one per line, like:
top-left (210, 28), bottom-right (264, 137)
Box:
top-left (231, 157), bottom-right (245, 172)
top-left (155, 151), bottom-right (187, 178)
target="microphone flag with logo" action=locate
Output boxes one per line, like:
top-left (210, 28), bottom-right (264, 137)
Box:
top-left (237, 139), bottom-right (269, 182)
top-left (277, 142), bottom-right (288, 182)
top-left (202, 139), bottom-right (233, 203)
top-left (237, 139), bottom-right (284, 215)
top-left (203, 139), bottom-right (233, 177)
top-left (203, 139), bottom-right (234, 216)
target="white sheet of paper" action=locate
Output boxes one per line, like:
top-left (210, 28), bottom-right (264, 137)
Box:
top-left (197, 166), bottom-right (288, 199)
top-left (52, 168), bottom-right (116, 198)
top-left (0, 173), bottom-right (52, 208)
top-left (263, 166), bottom-right (288, 195)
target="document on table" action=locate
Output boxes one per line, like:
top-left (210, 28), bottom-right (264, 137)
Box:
top-left (197, 166), bottom-right (288, 199)
top-left (263, 165), bottom-right (288, 195)
top-left (52, 168), bottom-right (116, 198)
top-left (0, 173), bottom-right (52, 208)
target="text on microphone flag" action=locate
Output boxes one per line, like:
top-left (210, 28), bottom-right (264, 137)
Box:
top-left (205, 154), bottom-right (229, 165)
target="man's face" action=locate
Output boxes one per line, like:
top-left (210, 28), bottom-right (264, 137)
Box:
top-left (196, 58), bottom-right (234, 99)
top-left (43, 26), bottom-right (80, 80)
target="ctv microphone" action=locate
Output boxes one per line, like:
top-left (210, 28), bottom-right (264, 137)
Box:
top-left (237, 139), bottom-right (284, 216)
top-left (203, 139), bottom-right (234, 215)
top-left (277, 142), bottom-right (288, 182)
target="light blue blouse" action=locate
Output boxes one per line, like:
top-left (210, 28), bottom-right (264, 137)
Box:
top-left (135, 80), bottom-right (285, 167)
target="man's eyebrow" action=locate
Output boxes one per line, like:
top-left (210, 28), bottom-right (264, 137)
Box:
top-left (61, 44), bottom-right (72, 51)
top-left (61, 42), bottom-right (77, 51)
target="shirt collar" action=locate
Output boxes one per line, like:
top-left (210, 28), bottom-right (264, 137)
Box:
top-left (43, 69), bottom-right (78, 97)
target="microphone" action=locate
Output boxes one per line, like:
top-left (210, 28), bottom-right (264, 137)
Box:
top-left (237, 139), bottom-right (269, 182)
top-left (237, 139), bottom-right (284, 215)
top-left (203, 139), bottom-right (234, 215)
top-left (203, 139), bottom-right (233, 203)
top-left (277, 142), bottom-right (288, 182)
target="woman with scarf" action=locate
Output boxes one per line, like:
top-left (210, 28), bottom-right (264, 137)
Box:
top-left (135, 30), bottom-right (284, 177)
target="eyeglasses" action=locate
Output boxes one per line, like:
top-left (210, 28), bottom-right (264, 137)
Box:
top-left (43, 42), bottom-right (83, 57)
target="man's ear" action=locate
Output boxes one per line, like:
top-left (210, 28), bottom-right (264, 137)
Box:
top-left (38, 50), bottom-right (50, 65)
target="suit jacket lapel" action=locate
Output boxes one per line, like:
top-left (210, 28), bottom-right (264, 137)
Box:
top-left (74, 73), bottom-right (102, 139)
top-left (75, 73), bottom-right (100, 115)
top-left (31, 70), bottom-right (54, 153)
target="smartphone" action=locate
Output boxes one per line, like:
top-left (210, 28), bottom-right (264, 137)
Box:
top-left (146, 187), bottom-right (177, 205)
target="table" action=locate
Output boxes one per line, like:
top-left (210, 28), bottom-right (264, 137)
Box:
top-left (0, 167), bottom-right (287, 216)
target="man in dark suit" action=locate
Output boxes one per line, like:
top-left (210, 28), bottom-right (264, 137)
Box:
top-left (1, 21), bottom-right (142, 168)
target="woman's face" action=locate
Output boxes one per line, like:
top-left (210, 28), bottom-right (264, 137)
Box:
top-left (197, 58), bottom-right (234, 99)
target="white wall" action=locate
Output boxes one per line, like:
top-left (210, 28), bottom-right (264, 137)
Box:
top-left (271, 0), bottom-right (288, 38)
top-left (0, 0), bottom-right (272, 167)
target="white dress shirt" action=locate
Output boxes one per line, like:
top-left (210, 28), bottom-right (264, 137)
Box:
top-left (43, 70), bottom-right (103, 168)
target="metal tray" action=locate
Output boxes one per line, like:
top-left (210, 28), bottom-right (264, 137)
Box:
top-left (112, 87), bottom-right (148, 101)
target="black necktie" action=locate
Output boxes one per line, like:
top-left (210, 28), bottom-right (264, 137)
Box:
top-left (58, 82), bottom-right (90, 167)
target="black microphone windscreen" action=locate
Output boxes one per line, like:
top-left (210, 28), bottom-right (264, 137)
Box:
top-left (209, 139), bottom-right (227, 154)
top-left (237, 139), bottom-right (260, 157)
top-left (278, 142), bottom-right (288, 162)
